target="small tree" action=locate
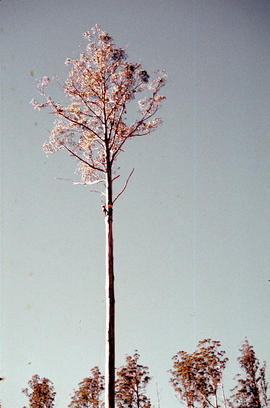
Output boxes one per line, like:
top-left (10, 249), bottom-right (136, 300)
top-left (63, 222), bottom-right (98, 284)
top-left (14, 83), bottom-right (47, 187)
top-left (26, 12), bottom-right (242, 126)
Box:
top-left (68, 366), bottom-right (105, 408)
top-left (170, 339), bottom-right (228, 408)
top-left (22, 374), bottom-right (56, 408)
top-left (229, 339), bottom-right (269, 408)
top-left (31, 24), bottom-right (166, 408)
top-left (115, 351), bottom-right (151, 408)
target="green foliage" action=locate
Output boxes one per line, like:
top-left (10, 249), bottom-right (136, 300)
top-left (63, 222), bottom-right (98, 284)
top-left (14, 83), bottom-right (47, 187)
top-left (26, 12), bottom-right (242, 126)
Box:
top-left (115, 351), bottom-right (151, 408)
top-left (229, 339), bottom-right (269, 408)
top-left (68, 366), bottom-right (105, 408)
top-left (22, 375), bottom-right (56, 408)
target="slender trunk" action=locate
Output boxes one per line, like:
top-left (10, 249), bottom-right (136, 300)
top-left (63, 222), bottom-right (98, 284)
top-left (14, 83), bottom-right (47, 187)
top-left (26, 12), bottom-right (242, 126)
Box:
top-left (135, 378), bottom-right (140, 408)
top-left (221, 382), bottom-right (227, 408)
top-left (105, 161), bottom-right (115, 408)
top-left (214, 392), bottom-right (218, 408)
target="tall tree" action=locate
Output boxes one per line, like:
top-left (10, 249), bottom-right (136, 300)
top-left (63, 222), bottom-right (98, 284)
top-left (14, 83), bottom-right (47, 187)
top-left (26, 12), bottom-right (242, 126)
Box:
top-left (229, 339), bottom-right (269, 408)
top-left (170, 339), bottom-right (228, 408)
top-left (22, 374), bottom-right (56, 408)
top-left (68, 366), bottom-right (105, 408)
top-left (31, 24), bottom-right (166, 408)
top-left (115, 351), bottom-right (151, 408)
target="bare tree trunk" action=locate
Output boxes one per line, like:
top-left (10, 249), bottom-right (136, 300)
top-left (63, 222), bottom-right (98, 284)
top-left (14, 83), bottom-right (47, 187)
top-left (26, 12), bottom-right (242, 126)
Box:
top-left (105, 161), bottom-right (115, 408)
top-left (221, 382), bottom-right (227, 408)
top-left (135, 378), bottom-right (140, 408)
top-left (214, 392), bottom-right (218, 408)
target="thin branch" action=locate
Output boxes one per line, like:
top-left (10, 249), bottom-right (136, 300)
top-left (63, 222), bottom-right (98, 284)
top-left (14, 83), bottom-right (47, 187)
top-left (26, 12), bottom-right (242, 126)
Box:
top-left (52, 105), bottom-right (104, 142)
top-left (62, 144), bottom-right (104, 173)
top-left (71, 83), bottom-right (105, 124)
top-left (221, 382), bottom-right (227, 408)
top-left (113, 168), bottom-right (134, 204)
top-left (107, 80), bottom-right (145, 147)
top-left (199, 392), bottom-right (216, 408)
top-left (111, 105), bottom-right (159, 163)
top-left (55, 177), bottom-right (75, 182)
top-left (108, 104), bottom-right (126, 145)
top-left (85, 67), bottom-right (104, 101)
top-left (156, 382), bottom-right (161, 408)
top-left (88, 189), bottom-right (105, 195)
top-left (55, 177), bottom-right (105, 186)
top-left (73, 179), bottom-right (105, 186)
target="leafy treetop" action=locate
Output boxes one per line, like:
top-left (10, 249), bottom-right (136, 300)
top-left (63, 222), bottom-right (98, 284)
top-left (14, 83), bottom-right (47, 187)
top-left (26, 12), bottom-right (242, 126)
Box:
top-left (229, 338), bottom-right (269, 408)
top-left (68, 366), bottom-right (105, 408)
top-left (22, 374), bottom-right (56, 408)
top-left (170, 339), bottom-right (228, 408)
top-left (31, 24), bottom-right (166, 195)
top-left (116, 351), bottom-right (151, 408)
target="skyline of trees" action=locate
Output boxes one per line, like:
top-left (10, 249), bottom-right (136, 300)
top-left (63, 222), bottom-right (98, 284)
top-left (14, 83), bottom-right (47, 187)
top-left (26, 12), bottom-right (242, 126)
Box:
top-left (22, 352), bottom-right (152, 408)
top-left (169, 338), bottom-right (269, 408)
top-left (20, 339), bottom-right (269, 408)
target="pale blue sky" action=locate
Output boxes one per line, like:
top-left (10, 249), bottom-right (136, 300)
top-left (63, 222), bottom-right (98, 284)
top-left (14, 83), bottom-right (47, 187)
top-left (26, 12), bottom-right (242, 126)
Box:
top-left (1, 0), bottom-right (270, 407)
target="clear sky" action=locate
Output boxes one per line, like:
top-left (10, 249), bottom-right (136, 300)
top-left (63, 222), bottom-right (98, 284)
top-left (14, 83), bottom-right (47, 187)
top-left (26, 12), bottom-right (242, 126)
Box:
top-left (1, 0), bottom-right (270, 407)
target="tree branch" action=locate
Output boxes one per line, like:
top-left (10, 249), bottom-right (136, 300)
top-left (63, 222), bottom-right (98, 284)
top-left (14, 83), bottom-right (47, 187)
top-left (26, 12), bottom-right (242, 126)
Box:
top-left (108, 104), bottom-right (126, 145)
top-left (52, 104), bottom-right (104, 142)
top-left (111, 105), bottom-right (159, 163)
top-left (62, 144), bottom-right (104, 173)
top-left (113, 168), bottom-right (134, 204)
top-left (73, 179), bottom-right (106, 186)
top-left (71, 83), bottom-right (105, 125)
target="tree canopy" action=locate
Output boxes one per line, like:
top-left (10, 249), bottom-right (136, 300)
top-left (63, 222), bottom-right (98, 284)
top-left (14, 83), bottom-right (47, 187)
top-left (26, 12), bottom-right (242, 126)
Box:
top-left (170, 339), bottom-right (228, 407)
top-left (31, 24), bottom-right (166, 192)
top-left (21, 340), bottom-right (269, 408)
top-left (115, 351), bottom-right (151, 408)
top-left (68, 366), bottom-right (104, 408)
top-left (229, 339), bottom-right (269, 408)
top-left (22, 374), bottom-right (56, 408)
